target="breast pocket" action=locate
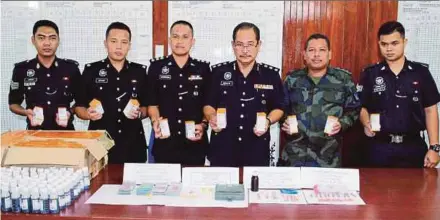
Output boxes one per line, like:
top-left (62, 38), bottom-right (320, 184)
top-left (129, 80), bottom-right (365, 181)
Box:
top-left (322, 88), bottom-right (345, 104)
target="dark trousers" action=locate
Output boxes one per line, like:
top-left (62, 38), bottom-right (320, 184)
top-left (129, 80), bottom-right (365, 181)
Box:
top-left (367, 135), bottom-right (427, 168)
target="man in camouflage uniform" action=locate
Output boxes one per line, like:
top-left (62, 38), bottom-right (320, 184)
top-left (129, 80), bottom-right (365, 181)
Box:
top-left (280, 33), bottom-right (360, 167)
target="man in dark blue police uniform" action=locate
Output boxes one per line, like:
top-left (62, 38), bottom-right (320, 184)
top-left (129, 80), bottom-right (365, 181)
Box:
top-left (75, 22), bottom-right (148, 164)
top-left (204, 22), bottom-right (285, 167)
top-left (147, 20), bottom-right (210, 165)
top-left (9, 20), bottom-right (81, 130)
top-left (358, 21), bottom-right (440, 168)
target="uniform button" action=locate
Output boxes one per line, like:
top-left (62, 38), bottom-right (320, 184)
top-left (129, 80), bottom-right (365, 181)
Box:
top-left (118, 130), bottom-right (122, 133)
top-left (47, 101), bottom-right (51, 105)
top-left (396, 90), bottom-right (400, 93)
top-left (239, 126), bottom-right (243, 130)
top-left (28, 87), bottom-right (31, 90)
top-left (415, 90), bottom-right (418, 94)
top-left (117, 77), bottom-right (120, 80)
top-left (178, 120), bottom-right (182, 123)
top-left (65, 85), bottom-right (68, 88)
top-left (242, 92), bottom-right (246, 96)
top-left (140, 131), bottom-right (143, 134)
top-left (178, 131), bottom-right (181, 135)
top-left (241, 103), bottom-right (245, 107)
top-left (117, 87), bottom-right (120, 91)
top-left (195, 85), bottom-right (198, 89)
top-left (223, 91), bottom-right (227, 94)
top-left (118, 119), bottom-right (121, 123)
top-left (378, 92), bottom-right (381, 95)
top-left (163, 85), bottom-right (167, 88)
top-left (117, 98), bottom-right (120, 102)
top-left (262, 94), bottom-right (265, 97)
top-left (179, 85), bottom-right (183, 88)
top-left (243, 81), bottom-right (246, 84)
top-left (178, 108), bottom-right (182, 112)
top-left (47, 74), bottom-right (50, 77)
top-left (180, 74), bottom-right (183, 77)
top-left (240, 114), bottom-right (244, 118)
top-left (396, 105), bottom-right (399, 108)
top-left (179, 96), bottom-right (182, 100)
top-left (100, 87), bottom-right (103, 90)
top-left (238, 137), bottom-right (242, 141)
top-left (46, 87), bottom-right (50, 90)
top-left (133, 88), bottom-right (136, 91)
top-left (118, 108), bottom-right (121, 112)
top-left (396, 76), bottom-right (399, 79)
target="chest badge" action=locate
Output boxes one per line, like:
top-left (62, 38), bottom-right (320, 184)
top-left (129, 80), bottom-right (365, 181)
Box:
top-left (162, 66), bottom-right (170, 74)
top-left (224, 72), bottom-right (232, 80)
top-left (27, 69), bottom-right (35, 77)
top-left (99, 69), bottom-right (107, 77)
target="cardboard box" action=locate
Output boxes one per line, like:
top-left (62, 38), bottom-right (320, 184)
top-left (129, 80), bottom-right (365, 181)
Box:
top-left (1, 130), bottom-right (114, 178)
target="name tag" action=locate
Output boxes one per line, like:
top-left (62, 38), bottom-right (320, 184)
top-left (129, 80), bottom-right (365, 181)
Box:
top-left (254, 84), bottom-right (273, 90)
top-left (95, 78), bottom-right (108, 83)
top-left (189, 75), bottom-right (203, 81)
top-left (221, 81), bottom-right (233, 86)
top-left (24, 78), bottom-right (37, 86)
top-left (159, 75), bottom-right (172, 80)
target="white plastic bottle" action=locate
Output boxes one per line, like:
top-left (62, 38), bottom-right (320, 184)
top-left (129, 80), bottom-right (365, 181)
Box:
top-left (1, 185), bottom-right (12, 212)
top-left (82, 167), bottom-right (90, 190)
top-left (31, 187), bottom-right (40, 214)
top-left (40, 187), bottom-right (50, 214)
top-left (20, 186), bottom-right (31, 213)
top-left (49, 188), bottom-right (59, 214)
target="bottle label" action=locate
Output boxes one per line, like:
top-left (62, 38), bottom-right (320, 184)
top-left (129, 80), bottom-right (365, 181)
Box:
top-left (4, 197), bottom-right (12, 209)
top-left (20, 199), bottom-right (28, 210)
top-left (49, 199), bottom-right (58, 211)
top-left (32, 199), bottom-right (40, 210)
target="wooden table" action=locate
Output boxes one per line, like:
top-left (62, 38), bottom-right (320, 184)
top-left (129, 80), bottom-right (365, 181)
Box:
top-left (2, 165), bottom-right (439, 220)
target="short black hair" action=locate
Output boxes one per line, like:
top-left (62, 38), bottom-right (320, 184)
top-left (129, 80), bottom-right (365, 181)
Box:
top-left (377, 21), bottom-right (405, 39)
top-left (106, 22), bottom-right (131, 41)
top-left (232, 22), bottom-right (260, 42)
top-left (304, 33), bottom-right (331, 50)
top-left (170, 20), bottom-right (194, 36)
top-left (33, 20), bottom-right (59, 36)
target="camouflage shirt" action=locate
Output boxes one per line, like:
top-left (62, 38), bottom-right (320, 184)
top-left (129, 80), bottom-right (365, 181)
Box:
top-left (281, 67), bottom-right (360, 167)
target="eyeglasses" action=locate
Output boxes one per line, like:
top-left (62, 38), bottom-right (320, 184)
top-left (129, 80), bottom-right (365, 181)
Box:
top-left (234, 42), bottom-right (258, 51)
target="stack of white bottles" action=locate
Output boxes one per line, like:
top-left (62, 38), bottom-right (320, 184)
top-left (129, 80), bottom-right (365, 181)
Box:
top-left (1, 166), bottom-right (91, 214)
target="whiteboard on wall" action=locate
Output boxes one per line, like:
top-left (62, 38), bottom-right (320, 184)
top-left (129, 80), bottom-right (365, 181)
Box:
top-left (398, 2), bottom-right (440, 142)
top-left (0, 1), bottom-right (153, 136)
top-left (168, 1), bottom-right (284, 166)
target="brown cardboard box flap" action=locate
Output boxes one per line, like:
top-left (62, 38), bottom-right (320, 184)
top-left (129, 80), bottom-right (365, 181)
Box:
top-left (3, 147), bottom-right (86, 166)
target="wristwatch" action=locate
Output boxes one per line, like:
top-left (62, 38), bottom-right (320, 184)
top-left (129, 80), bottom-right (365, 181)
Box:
top-left (429, 144), bottom-right (440, 153)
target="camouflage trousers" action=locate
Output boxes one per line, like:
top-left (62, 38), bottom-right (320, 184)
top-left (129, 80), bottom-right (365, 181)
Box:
top-left (279, 132), bottom-right (341, 168)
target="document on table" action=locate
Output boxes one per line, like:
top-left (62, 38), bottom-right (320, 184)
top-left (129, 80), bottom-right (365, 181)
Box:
top-left (243, 167), bottom-right (301, 189)
top-left (300, 167), bottom-right (360, 191)
top-left (302, 190), bottom-right (366, 205)
top-left (85, 184), bottom-right (169, 205)
top-left (123, 163), bottom-right (182, 184)
top-left (182, 167), bottom-right (239, 186)
top-left (166, 186), bottom-right (249, 208)
top-left (249, 189), bottom-right (307, 204)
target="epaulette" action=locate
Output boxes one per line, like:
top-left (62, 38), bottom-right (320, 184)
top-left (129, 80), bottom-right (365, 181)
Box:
top-left (129, 61), bottom-right (147, 69)
top-left (211, 61), bottom-right (229, 69)
top-left (334, 67), bottom-right (352, 75)
top-left (150, 55), bottom-right (169, 63)
top-left (193, 58), bottom-right (210, 64)
top-left (63, 58), bottom-right (79, 66)
top-left (288, 68), bottom-right (306, 76)
top-left (411, 61), bottom-right (429, 69)
top-left (362, 62), bottom-right (380, 72)
top-left (260, 63), bottom-right (280, 72)
top-left (14, 59), bottom-right (30, 67)
top-left (85, 60), bottom-right (102, 68)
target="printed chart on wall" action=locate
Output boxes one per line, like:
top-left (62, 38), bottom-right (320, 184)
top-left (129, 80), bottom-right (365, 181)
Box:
top-left (168, 1), bottom-right (284, 166)
top-left (398, 2), bottom-right (440, 146)
top-left (1, 1), bottom-right (153, 138)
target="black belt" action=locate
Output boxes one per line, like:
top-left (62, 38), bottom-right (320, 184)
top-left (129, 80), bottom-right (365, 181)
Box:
top-left (373, 132), bottom-right (421, 144)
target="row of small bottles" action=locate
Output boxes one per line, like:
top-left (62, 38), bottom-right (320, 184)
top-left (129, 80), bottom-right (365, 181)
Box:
top-left (1, 166), bottom-right (90, 214)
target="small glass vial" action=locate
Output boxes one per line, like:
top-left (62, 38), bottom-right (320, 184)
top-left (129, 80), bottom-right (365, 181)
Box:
top-left (10, 186), bottom-right (21, 213)
top-left (251, 171), bottom-right (259, 192)
top-left (40, 187), bottom-right (50, 214)
top-left (49, 188), bottom-right (60, 214)
top-left (1, 185), bottom-right (12, 212)
top-left (82, 167), bottom-right (90, 190)
top-left (19, 186), bottom-right (31, 213)
top-left (31, 187), bottom-right (40, 214)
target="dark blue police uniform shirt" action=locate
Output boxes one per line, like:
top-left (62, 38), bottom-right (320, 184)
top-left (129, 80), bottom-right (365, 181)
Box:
top-left (8, 56), bottom-right (81, 130)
